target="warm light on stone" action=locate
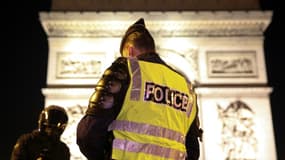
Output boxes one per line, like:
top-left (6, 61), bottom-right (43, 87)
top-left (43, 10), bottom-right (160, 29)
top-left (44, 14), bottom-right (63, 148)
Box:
top-left (40, 11), bottom-right (276, 160)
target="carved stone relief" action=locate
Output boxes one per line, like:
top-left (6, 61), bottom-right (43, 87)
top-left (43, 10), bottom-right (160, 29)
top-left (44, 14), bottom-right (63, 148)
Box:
top-left (217, 100), bottom-right (258, 160)
top-left (62, 105), bottom-right (87, 160)
top-left (206, 51), bottom-right (258, 78)
top-left (56, 52), bottom-right (103, 78)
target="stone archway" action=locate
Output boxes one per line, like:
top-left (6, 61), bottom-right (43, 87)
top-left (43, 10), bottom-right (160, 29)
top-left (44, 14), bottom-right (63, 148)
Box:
top-left (158, 47), bottom-right (198, 84)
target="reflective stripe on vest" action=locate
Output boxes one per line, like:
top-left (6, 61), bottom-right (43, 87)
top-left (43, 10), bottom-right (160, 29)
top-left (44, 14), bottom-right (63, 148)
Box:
top-left (130, 58), bottom-right (141, 101)
top-left (113, 139), bottom-right (186, 160)
top-left (108, 120), bottom-right (185, 144)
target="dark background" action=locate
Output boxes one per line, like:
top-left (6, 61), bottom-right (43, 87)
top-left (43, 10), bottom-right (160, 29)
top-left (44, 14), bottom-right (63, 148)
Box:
top-left (2, 1), bottom-right (283, 160)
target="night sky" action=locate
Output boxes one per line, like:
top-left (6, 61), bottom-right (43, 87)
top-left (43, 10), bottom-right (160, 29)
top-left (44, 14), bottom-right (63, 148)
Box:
top-left (3, 1), bottom-right (283, 160)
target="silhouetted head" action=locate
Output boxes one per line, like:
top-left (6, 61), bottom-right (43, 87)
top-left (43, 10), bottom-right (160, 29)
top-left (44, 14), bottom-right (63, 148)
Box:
top-left (120, 18), bottom-right (155, 57)
top-left (38, 105), bottom-right (68, 139)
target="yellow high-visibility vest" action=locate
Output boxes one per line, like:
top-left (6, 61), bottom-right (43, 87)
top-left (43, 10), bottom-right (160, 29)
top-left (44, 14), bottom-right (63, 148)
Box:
top-left (108, 57), bottom-right (197, 160)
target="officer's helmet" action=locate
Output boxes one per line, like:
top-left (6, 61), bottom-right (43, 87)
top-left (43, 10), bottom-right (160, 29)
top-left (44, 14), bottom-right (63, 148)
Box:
top-left (38, 105), bottom-right (68, 138)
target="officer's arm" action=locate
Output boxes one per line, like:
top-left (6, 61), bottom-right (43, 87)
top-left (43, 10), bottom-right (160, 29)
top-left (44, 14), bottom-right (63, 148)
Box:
top-left (185, 116), bottom-right (203, 160)
top-left (185, 89), bottom-right (203, 160)
top-left (86, 57), bottom-right (130, 117)
top-left (76, 57), bottom-right (130, 160)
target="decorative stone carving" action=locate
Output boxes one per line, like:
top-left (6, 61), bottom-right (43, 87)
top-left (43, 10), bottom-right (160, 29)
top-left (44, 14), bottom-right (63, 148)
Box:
top-left (196, 87), bottom-right (276, 160)
top-left (206, 50), bottom-right (258, 78)
top-left (40, 11), bottom-right (272, 37)
top-left (62, 104), bottom-right (87, 160)
top-left (217, 100), bottom-right (258, 159)
top-left (56, 52), bottom-right (103, 78)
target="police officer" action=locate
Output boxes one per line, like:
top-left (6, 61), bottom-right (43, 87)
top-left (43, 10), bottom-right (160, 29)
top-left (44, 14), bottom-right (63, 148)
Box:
top-left (11, 105), bottom-right (70, 160)
top-left (76, 18), bottom-right (202, 160)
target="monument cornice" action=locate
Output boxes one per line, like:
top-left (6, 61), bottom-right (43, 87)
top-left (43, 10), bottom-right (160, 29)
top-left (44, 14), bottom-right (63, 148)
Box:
top-left (40, 11), bottom-right (272, 37)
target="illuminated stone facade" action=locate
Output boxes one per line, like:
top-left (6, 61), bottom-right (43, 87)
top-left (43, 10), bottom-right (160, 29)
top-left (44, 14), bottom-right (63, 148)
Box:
top-left (40, 11), bottom-right (276, 160)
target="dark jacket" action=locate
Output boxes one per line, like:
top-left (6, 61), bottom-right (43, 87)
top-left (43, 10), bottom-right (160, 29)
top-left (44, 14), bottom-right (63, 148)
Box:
top-left (11, 130), bottom-right (70, 160)
top-left (77, 52), bottom-right (202, 160)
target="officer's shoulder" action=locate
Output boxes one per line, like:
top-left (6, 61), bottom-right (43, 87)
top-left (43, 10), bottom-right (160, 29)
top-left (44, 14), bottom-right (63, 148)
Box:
top-left (109, 57), bottom-right (128, 72)
top-left (113, 57), bottom-right (128, 65)
top-left (102, 57), bottom-right (129, 79)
